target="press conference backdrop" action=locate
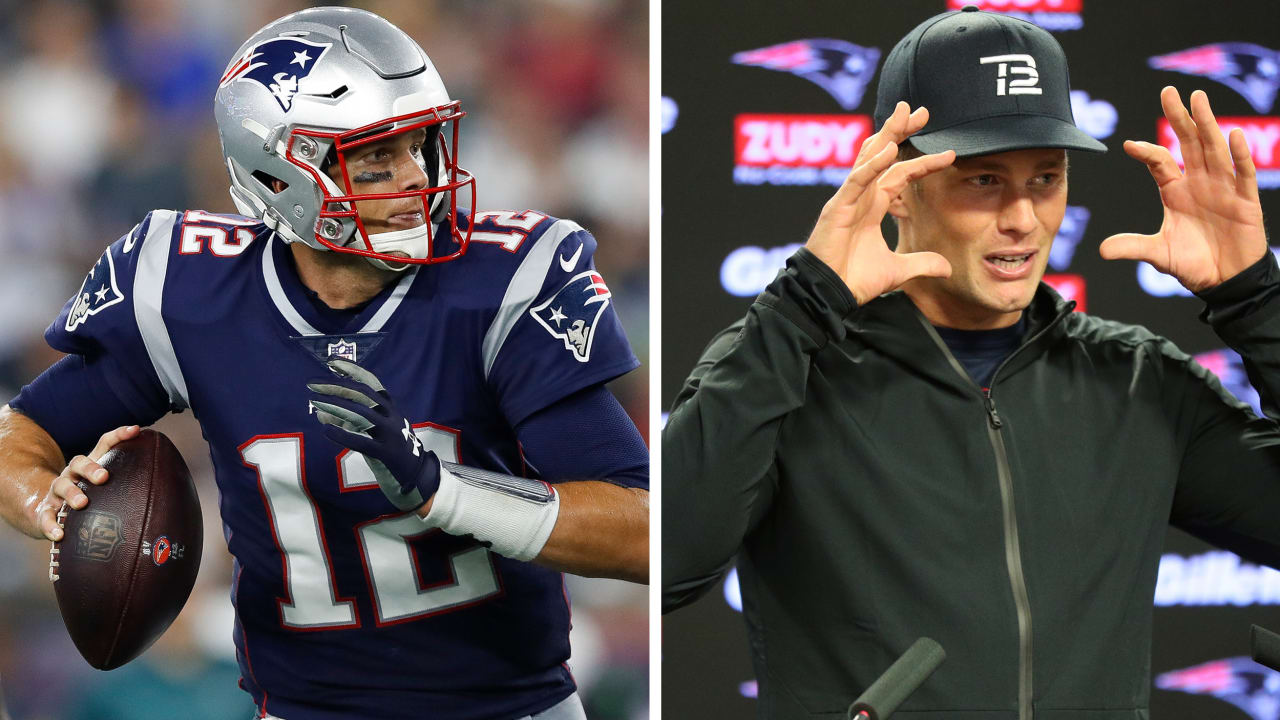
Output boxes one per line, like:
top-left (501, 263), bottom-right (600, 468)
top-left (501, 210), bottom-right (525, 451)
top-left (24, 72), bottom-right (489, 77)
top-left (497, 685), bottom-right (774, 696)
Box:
top-left (662, 1), bottom-right (1280, 718)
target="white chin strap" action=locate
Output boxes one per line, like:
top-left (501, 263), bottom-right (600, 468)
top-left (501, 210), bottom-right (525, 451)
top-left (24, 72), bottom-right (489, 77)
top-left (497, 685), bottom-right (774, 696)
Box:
top-left (363, 224), bottom-right (431, 272)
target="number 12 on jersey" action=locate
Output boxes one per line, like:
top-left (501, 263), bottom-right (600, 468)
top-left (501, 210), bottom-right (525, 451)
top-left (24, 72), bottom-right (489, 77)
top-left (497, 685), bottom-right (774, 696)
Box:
top-left (240, 424), bottom-right (500, 629)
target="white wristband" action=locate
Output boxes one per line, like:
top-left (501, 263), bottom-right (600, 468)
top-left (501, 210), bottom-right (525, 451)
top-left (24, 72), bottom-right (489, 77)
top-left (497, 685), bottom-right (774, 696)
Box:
top-left (421, 461), bottom-right (561, 562)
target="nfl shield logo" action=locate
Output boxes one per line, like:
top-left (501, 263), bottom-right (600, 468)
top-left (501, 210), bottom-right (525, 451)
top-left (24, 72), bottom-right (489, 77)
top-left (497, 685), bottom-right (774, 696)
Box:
top-left (74, 510), bottom-right (124, 562)
top-left (327, 339), bottom-right (357, 362)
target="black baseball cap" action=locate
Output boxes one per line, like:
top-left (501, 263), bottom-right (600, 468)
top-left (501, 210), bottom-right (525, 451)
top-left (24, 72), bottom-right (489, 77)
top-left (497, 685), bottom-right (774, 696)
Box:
top-left (874, 6), bottom-right (1106, 158)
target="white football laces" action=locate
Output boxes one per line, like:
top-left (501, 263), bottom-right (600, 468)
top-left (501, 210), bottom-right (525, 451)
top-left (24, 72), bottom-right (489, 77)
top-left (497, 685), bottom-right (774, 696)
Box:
top-left (47, 501), bottom-right (69, 583)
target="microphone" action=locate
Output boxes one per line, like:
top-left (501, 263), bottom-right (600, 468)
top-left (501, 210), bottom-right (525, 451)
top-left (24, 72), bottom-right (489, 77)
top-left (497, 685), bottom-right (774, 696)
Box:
top-left (1251, 624), bottom-right (1280, 672)
top-left (846, 637), bottom-right (946, 720)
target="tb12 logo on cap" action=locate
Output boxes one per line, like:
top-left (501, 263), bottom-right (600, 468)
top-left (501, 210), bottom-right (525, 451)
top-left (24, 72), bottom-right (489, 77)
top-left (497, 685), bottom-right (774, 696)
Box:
top-left (979, 54), bottom-right (1043, 96)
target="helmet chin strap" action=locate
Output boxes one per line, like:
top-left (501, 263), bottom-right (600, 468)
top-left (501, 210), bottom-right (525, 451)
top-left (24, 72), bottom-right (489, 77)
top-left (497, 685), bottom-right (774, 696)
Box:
top-left (363, 224), bottom-right (431, 272)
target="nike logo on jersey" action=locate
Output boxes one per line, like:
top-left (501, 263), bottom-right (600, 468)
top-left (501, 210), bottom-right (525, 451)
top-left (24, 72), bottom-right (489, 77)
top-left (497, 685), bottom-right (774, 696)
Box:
top-left (559, 244), bottom-right (583, 273)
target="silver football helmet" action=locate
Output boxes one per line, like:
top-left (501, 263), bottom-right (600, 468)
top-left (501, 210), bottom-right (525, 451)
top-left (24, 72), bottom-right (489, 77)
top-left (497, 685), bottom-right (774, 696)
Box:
top-left (214, 6), bottom-right (475, 270)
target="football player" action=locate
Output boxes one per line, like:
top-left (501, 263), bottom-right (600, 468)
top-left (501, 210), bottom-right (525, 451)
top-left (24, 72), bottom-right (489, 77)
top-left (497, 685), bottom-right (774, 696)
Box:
top-left (0, 7), bottom-right (647, 720)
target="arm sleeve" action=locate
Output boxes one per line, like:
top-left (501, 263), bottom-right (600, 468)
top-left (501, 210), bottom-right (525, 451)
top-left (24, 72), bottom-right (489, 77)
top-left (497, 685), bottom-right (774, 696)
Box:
top-left (662, 247), bottom-right (857, 612)
top-left (486, 220), bottom-right (640, 426)
top-left (1169, 252), bottom-right (1280, 565)
top-left (7, 213), bottom-right (177, 457)
top-left (514, 383), bottom-right (648, 489)
top-left (9, 353), bottom-right (167, 459)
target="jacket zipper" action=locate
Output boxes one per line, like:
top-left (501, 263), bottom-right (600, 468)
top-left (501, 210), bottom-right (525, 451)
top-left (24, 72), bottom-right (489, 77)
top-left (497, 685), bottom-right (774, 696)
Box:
top-left (917, 307), bottom-right (1071, 720)
top-left (984, 388), bottom-right (1032, 720)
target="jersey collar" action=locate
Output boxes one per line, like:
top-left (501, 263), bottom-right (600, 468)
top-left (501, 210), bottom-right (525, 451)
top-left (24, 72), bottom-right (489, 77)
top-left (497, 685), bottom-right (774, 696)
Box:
top-left (261, 236), bottom-right (418, 337)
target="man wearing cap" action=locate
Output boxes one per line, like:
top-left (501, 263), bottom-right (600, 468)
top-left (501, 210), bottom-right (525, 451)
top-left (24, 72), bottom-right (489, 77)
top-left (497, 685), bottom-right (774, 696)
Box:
top-left (663, 6), bottom-right (1276, 720)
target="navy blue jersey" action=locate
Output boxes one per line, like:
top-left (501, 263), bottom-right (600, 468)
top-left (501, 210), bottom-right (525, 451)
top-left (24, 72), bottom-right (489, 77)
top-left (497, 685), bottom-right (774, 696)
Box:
top-left (41, 208), bottom-right (639, 720)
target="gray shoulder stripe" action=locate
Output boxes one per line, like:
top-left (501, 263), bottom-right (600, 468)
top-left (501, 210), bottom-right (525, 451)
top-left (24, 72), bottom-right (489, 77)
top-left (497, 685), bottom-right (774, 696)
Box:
top-left (133, 210), bottom-right (190, 410)
top-left (262, 238), bottom-right (321, 337)
top-left (482, 219), bottom-right (583, 378)
top-left (359, 267), bottom-right (417, 334)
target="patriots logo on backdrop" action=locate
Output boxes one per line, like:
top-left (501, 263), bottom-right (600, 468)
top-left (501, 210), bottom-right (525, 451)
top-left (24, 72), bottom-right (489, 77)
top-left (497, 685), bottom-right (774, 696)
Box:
top-left (1149, 43), bottom-right (1280, 113)
top-left (1155, 657), bottom-right (1280, 720)
top-left (66, 249), bottom-right (125, 332)
top-left (531, 271), bottom-right (613, 362)
top-left (732, 40), bottom-right (881, 110)
top-left (219, 36), bottom-right (332, 112)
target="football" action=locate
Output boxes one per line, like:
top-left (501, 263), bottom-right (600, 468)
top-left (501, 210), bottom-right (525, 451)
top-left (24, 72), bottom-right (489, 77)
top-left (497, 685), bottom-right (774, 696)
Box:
top-left (48, 429), bottom-right (203, 670)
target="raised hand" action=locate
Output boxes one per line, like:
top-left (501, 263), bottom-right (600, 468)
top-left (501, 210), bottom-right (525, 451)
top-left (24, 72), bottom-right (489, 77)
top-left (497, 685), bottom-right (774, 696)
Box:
top-left (1099, 87), bottom-right (1267, 292)
top-left (805, 101), bottom-right (956, 305)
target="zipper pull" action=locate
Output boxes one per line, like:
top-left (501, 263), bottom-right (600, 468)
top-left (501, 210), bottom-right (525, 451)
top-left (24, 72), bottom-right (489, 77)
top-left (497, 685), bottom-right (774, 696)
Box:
top-left (983, 389), bottom-right (1003, 429)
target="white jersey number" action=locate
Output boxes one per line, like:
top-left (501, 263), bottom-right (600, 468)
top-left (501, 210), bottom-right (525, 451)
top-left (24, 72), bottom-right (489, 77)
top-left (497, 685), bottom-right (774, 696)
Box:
top-left (240, 426), bottom-right (500, 629)
top-left (179, 211), bottom-right (257, 257)
top-left (470, 210), bottom-right (548, 252)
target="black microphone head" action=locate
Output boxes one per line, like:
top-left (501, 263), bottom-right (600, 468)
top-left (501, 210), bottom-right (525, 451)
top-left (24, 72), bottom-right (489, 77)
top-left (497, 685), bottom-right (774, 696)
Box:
top-left (847, 637), bottom-right (946, 720)
top-left (1251, 624), bottom-right (1280, 672)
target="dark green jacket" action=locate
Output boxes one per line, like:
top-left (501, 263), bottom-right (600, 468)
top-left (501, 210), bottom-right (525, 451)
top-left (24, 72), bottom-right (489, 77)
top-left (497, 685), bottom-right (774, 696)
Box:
top-left (663, 248), bottom-right (1280, 720)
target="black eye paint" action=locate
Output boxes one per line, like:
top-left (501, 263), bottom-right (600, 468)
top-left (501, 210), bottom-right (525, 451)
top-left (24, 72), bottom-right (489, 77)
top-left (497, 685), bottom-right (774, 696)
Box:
top-left (352, 170), bottom-right (393, 183)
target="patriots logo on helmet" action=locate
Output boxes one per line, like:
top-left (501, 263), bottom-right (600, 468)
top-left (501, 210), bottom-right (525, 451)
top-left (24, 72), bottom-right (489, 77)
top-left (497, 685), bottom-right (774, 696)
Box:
top-left (219, 36), bottom-right (333, 112)
top-left (1149, 43), bottom-right (1280, 113)
top-left (531, 270), bottom-right (613, 362)
top-left (732, 39), bottom-right (881, 111)
top-left (1155, 657), bottom-right (1280, 720)
top-left (66, 249), bottom-right (125, 332)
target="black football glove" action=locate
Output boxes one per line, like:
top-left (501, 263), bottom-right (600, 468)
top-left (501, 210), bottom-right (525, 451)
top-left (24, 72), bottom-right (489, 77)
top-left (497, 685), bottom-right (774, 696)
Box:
top-left (305, 358), bottom-right (440, 511)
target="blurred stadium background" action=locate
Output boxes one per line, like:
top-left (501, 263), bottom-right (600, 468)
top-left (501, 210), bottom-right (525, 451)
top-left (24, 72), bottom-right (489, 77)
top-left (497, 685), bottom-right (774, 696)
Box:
top-left (0, 1), bottom-right (648, 719)
top-left (663, 1), bottom-right (1280, 719)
